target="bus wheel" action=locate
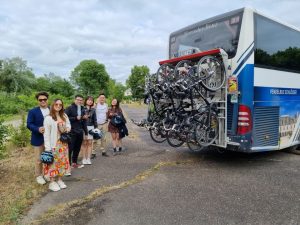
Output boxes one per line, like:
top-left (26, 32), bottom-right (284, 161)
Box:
top-left (286, 145), bottom-right (300, 155)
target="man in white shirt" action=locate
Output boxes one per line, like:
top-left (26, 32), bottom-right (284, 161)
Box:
top-left (95, 93), bottom-right (109, 157)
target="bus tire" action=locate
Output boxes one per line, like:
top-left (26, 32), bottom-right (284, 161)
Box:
top-left (286, 145), bottom-right (300, 155)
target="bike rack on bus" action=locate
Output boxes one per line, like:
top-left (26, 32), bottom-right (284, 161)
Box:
top-left (213, 49), bottom-right (228, 149)
top-left (159, 48), bottom-right (229, 149)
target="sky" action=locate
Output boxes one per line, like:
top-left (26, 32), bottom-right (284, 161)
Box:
top-left (0, 0), bottom-right (299, 84)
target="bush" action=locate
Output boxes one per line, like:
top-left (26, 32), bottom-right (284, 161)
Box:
top-left (10, 114), bottom-right (31, 148)
top-left (0, 119), bottom-right (9, 159)
top-left (0, 92), bottom-right (74, 116)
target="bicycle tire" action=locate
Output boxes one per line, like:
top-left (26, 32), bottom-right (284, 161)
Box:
top-left (185, 127), bottom-right (205, 152)
top-left (197, 56), bottom-right (225, 92)
top-left (174, 60), bottom-right (192, 79)
top-left (166, 130), bottom-right (185, 147)
top-left (187, 140), bottom-right (205, 152)
top-left (149, 128), bottom-right (166, 143)
top-left (156, 64), bottom-right (175, 83)
top-left (195, 111), bottom-right (219, 147)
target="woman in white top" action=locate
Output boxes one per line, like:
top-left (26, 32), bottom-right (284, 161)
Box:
top-left (82, 96), bottom-right (97, 165)
top-left (44, 99), bottom-right (71, 192)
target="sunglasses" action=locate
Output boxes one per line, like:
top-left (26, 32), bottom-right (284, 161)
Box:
top-left (38, 98), bottom-right (48, 102)
top-left (55, 103), bottom-right (63, 107)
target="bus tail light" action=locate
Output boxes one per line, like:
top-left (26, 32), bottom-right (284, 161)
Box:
top-left (237, 105), bottom-right (252, 135)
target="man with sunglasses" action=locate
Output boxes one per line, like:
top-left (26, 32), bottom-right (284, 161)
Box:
top-left (27, 91), bottom-right (50, 185)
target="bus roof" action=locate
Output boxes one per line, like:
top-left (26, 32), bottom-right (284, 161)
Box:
top-left (170, 7), bottom-right (300, 38)
top-left (170, 8), bottom-right (244, 38)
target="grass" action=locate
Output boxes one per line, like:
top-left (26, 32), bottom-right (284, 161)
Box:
top-left (0, 145), bottom-right (47, 225)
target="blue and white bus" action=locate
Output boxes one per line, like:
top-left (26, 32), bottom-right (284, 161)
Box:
top-left (164, 7), bottom-right (300, 152)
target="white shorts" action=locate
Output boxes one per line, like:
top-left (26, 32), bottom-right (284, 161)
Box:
top-left (87, 126), bottom-right (94, 140)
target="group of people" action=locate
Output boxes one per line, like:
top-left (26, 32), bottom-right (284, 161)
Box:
top-left (27, 91), bottom-right (127, 192)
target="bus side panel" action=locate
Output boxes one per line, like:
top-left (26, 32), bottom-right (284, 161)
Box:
top-left (254, 68), bottom-right (300, 150)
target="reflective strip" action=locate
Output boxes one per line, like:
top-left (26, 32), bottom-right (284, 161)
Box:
top-left (238, 122), bottom-right (249, 126)
top-left (238, 117), bottom-right (249, 121)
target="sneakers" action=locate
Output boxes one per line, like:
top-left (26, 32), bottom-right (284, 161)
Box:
top-left (36, 175), bottom-right (46, 185)
top-left (71, 163), bottom-right (84, 169)
top-left (65, 171), bottom-right (71, 176)
top-left (86, 158), bottom-right (92, 165)
top-left (82, 158), bottom-right (88, 165)
top-left (49, 182), bottom-right (61, 192)
top-left (44, 176), bottom-right (50, 182)
top-left (83, 158), bottom-right (92, 165)
top-left (57, 180), bottom-right (67, 189)
top-left (102, 152), bottom-right (109, 157)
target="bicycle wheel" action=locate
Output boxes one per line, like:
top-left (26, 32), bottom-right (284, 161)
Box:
top-left (174, 60), bottom-right (193, 79)
top-left (149, 127), bottom-right (166, 143)
top-left (166, 130), bottom-right (185, 147)
top-left (197, 56), bottom-right (225, 92)
top-left (187, 140), bottom-right (204, 152)
top-left (186, 132), bottom-right (205, 152)
top-left (195, 111), bottom-right (219, 147)
top-left (156, 64), bottom-right (175, 83)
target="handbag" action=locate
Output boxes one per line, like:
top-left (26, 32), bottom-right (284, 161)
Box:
top-left (60, 132), bottom-right (71, 143)
top-left (40, 151), bottom-right (54, 164)
top-left (111, 115), bottom-right (123, 127)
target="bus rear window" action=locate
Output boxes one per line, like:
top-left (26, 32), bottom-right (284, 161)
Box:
top-left (169, 12), bottom-right (243, 59)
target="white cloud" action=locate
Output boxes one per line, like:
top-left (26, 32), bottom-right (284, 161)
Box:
top-left (0, 0), bottom-right (299, 83)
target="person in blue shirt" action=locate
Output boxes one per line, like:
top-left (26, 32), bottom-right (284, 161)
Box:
top-left (27, 92), bottom-right (50, 185)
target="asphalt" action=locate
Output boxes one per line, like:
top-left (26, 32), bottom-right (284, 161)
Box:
top-left (21, 104), bottom-right (300, 225)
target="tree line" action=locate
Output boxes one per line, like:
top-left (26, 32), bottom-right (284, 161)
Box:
top-left (0, 56), bottom-right (150, 116)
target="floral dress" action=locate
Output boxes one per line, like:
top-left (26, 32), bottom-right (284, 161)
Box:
top-left (44, 121), bottom-right (70, 178)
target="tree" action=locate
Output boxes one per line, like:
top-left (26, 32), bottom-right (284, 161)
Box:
top-left (35, 73), bottom-right (75, 97)
top-left (113, 82), bottom-right (126, 102)
top-left (70, 60), bottom-right (110, 96)
top-left (109, 79), bottom-right (126, 101)
top-left (126, 65), bottom-right (149, 99)
top-left (35, 77), bottom-right (52, 92)
top-left (0, 57), bottom-right (36, 95)
top-left (47, 73), bottom-right (74, 97)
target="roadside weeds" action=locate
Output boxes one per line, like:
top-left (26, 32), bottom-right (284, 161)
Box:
top-left (0, 146), bottom-right (47, 225)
